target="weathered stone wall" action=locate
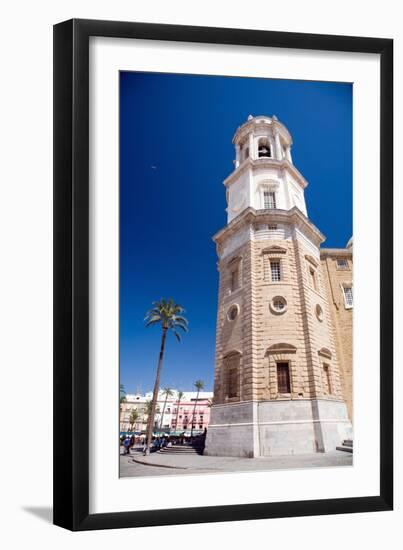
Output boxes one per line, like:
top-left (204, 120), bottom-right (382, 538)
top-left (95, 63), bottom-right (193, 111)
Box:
top-left (320, 251), bottom-right (353, 422)
top-left (213, 215), bottom-right (348, 414)
top-left (206, 398), bottom-right (352, 457)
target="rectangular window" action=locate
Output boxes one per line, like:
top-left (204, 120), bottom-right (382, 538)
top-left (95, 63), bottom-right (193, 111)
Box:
top-left (270, 260), bottom-right (281, 282)
top-left (268, 224), bottom-right (277, 231)
top-left (231, 268), bottom-right (239, 292)
top-left (337, 258), bottom-right (349, 269)
top-left (228, 368), bottom-right (238, 398)
top-left (277, 362), bottom-right (291, 393)
top-left (322, 364), bottom-right (332, 394)
top-left (225, 353), bottom-right (241, 400)
top-left (264, 191), bottom-right (276, 209)
top-left (309, 267), bottom-right (317, 291)
top-left (343, 286), bottom-right (353, 308)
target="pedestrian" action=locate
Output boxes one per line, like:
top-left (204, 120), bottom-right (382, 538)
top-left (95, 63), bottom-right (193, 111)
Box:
top-left (123, 436), bottom-right (131, 455)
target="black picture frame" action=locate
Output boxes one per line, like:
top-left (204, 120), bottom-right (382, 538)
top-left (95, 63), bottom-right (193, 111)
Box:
top-left (53, 18), bottom-right (393, 531)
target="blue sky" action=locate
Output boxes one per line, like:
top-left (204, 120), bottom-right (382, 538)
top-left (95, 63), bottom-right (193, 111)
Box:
top-left (120, 71), bottom-right (352, 394)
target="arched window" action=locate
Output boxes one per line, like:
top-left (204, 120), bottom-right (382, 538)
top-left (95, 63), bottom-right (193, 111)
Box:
top-left (258, 137), bottom-right (271, 158)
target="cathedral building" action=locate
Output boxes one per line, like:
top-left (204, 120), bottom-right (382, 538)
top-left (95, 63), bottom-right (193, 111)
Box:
top-left (204, 115), bottom-right (353, 458)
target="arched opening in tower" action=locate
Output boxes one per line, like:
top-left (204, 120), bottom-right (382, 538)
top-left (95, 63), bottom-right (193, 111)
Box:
top-left (258, 138), bottom-right (271, 158)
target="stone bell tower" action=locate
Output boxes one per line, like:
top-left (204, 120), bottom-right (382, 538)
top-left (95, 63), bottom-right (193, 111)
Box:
top-left (204, 115), bottom-right (352, 457)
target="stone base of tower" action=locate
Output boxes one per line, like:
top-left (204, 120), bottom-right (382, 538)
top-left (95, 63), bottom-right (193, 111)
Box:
top-left (204, 399), bottom-right (353, 458)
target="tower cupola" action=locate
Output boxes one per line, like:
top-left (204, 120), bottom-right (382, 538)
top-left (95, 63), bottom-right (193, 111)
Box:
top-left (233, 114), bottom-right (293, 167)
top-left (225, 115), bottom-right (308, 223)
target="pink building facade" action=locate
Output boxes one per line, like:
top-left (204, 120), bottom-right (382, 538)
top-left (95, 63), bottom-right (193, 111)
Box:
top-left (170, 395), bottom-right (212, 433)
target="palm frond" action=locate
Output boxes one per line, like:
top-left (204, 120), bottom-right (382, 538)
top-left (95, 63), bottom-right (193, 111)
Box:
top-left (144, 298), bottom-right (189, 354)
top-left (173, 315), bottom-right (187, 323)
top-left (172, 320), bottom-right (189, 331)
top-left (145, 319), bottom-right (162, 327)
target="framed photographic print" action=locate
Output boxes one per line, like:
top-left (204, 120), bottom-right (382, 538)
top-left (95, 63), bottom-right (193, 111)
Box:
top-left (53, 19), bottom-right (393, 530)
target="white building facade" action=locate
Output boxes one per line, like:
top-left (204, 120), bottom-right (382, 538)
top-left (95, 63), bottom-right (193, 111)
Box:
top-left (120, 389), bottom-right (213, 434)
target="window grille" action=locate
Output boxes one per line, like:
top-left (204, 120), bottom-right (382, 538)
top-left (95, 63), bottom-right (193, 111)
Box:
top-left (277, 362), bottom-right (291, 393)
top-left (272, 297), bottom-right (286, 312)
top-left (343, 286), bottom-right (353, 307)
top-left (337, 258), bottom-right (349, 269)
top-left (264, 191), bottom-right (276, 209)
top-left (270, 260), bottom-right (281, 282)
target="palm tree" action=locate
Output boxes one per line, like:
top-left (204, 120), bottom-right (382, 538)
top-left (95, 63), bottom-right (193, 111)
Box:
top-left (160, 387), bottom-right (174, 430)
top-left (144, 399), bottom-right (154, 422)
top-left (191, 379), bottom-right (205, 437)
top-left (174, 390), bottom-right (185, 432)
top-left (129, 409), bottom-right (140, 432)
top-left (143, 299), bottom-right (188, 455)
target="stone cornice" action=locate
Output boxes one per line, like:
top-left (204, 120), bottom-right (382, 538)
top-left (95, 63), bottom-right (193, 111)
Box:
top-left (266, 343), bottom-right (297, 354)
top-left (213, 206), bottom-right (326, 247)
top-left (305, 254), bottom-right (320, 267)
top-left (320, 248), bottom-right (353, 258)
top-left (223, 157), bottom-right (308, 189)
top-left (232, 116), bottom-right (292, 145)
top-left (262, 245), bottom-right (287, 255)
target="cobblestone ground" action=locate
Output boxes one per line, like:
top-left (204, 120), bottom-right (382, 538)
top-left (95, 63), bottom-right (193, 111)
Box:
top-left (119, 448), bottom-right (353, 478)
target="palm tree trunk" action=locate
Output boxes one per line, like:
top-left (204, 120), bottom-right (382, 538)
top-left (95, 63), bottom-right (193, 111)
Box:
top-left (190, 389), bottom-right (200, 438)
top-left (144, 328), bottom-right (167, 455)
top-left (160, 395), bottom-right (168, 430)
top-left (175, 397), bottom-right (181, 432)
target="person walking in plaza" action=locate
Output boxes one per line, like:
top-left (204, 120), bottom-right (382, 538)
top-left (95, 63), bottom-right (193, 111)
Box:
top-left (123, 435), bottom-right (131, 455)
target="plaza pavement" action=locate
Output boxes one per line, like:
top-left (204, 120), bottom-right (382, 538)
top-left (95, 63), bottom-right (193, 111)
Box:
top-left (120, 448), bottom-right (353, 478)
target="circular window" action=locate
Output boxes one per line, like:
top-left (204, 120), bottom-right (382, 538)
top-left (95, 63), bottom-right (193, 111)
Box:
top-left (270, 296), bottom-right (287, 314)
top-left (227, 304), bottom-right (239, 322)
top-left (315, 304), bottom-right (324, 321)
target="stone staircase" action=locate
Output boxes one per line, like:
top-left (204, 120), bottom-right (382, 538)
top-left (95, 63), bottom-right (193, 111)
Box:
top-left (158, 444), bottom-right (204, 456)
top-left (336, 439), bottom-right (353, 453)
